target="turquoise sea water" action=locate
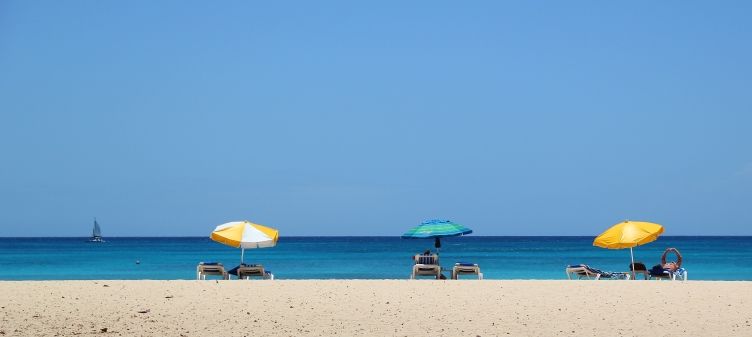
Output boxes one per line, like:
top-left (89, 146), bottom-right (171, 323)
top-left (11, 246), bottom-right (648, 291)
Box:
top-left (1, 237), bottom-right (750, 280)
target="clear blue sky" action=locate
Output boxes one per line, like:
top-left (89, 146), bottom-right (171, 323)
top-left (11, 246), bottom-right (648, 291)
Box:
top-left (1, 1), bottom-right (750, 236)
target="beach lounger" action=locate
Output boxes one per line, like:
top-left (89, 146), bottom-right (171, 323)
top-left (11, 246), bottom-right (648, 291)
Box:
top-left (565, 264), bottom-right (630, 280)
top-left (196, 262), bottom-right (229, 280)
top-left (452, 262), bottom-right (483, 280)
top-left (235, 264), bottom-right (274, 280)
top-left (649, 265), bottom-right (688, 281)
top-left (629, 262), bottom-right (649, 280)
top-left (411, 254), bottom-right (441, 280)
top-left (648, 248), bottom-right (688, 281)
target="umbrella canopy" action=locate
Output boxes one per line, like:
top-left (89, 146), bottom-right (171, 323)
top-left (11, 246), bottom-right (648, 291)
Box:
top-left (402, 219), bottom-right (472, 253)
top-left (211, 221), bottom-right (279, 263)
top-left (402, 219), bottom-right (472, 239)
top-left (593, 221), bottom-right (664, 249)
top-left (593, 220), bottom-right (664, 279)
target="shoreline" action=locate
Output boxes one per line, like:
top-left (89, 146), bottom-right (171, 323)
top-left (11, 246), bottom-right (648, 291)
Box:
top-left (2, 280), bottom-right (751, 336)
top-left (0, 278), bottom-right (752, 285)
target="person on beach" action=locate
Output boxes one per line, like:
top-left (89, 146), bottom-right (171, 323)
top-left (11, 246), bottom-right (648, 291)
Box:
top-left (412, 249), bottom-right (446, 279)
top-left (662, 261), bottom-right (678, 272)
top-left (651, 247), bottom-right (683, 275)
top-left (413, 249), bottom-right (432, 262)
top-left (413, 249), bottom-right (435, 264)
top-left (661, 247), bottom-right (682, 271)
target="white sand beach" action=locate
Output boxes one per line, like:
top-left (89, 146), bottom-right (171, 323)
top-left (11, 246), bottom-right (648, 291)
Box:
top-left (1, 280), bottom-right (750, 337)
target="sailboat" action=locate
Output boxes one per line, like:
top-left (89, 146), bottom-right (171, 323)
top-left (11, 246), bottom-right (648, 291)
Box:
top-left (88, 218), bottom-right (105, 243)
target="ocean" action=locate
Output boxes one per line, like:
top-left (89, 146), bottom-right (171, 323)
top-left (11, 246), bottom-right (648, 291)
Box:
top-left (1, 236), bottom-right (750, 280)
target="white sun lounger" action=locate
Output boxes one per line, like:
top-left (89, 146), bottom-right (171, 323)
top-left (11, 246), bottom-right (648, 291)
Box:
top-left (650, 268), bottom-right (688, 281)
top-left (565, 264), bottom-right (630, 280)
top-left (236, 264), bottom-right (274, 280)
top-left (411, 254), bottom-right (441, 279)
top-left (452, 263), bottom-right (483, 280)
top-left (197, 262), bottom-right (229, 280)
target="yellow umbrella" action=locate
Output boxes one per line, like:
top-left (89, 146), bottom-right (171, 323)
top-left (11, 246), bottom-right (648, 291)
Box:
top-left (593, 220), bottom-right (664, 278)
top-left (211, 221), bottom-right (279, 263)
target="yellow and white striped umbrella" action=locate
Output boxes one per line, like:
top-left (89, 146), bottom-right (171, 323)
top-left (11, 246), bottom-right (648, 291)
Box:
top-left (210, 221), bottom-right (279, 262)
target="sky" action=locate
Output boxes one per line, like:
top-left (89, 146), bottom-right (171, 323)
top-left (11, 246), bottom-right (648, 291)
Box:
top-left (1, 1), bottom-right (750, 236)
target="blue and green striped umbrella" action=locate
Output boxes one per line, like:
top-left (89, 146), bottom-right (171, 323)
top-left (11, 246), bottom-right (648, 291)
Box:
top-left (402, 219), bottom-right (472, 239)
top-left (402, 219), bottom-right (472, 252)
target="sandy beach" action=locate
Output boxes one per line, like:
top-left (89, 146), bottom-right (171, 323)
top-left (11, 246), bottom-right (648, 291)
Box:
top-left (1, 280), bottom-right (750, 337)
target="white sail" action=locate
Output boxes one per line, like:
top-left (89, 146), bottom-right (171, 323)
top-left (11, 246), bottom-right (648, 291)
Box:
top-left (88, 218), bottom-right (105, 242)
top-left (93, 219), bottom-right (102, 238)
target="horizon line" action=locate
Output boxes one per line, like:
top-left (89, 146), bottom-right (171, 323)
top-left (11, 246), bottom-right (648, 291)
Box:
top-left (2, 235), bottom-right (751, 238)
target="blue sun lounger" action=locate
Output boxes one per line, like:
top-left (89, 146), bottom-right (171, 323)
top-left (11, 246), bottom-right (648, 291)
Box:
top-left (566, 264), bottom-right (630, 280)
top-left (649, 266), bottom-right (688, 281)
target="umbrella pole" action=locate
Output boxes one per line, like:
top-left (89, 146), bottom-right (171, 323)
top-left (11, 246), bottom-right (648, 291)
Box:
top-left (630, 247), bottom-right (635, 280)
top-left (241, 247), bottom-right (245, 264)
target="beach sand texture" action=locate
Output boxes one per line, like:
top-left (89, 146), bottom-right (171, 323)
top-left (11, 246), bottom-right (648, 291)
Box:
top-left (1, 280), bottom-right (750, 337)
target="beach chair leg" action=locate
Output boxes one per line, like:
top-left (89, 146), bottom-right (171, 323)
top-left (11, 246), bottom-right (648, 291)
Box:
top-left (478, 273), bottom-right (483, 280)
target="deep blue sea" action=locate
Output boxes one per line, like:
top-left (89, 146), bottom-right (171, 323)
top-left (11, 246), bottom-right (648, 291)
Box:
top-left (1, 236), bottom-right (750, 280)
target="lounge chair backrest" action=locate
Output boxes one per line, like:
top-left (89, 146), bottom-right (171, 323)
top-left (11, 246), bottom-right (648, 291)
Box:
top-left (199, 263), bottom-right (224, 272)
top-left (415, 254), bottom-right (438, 265)
top-left (237, 265), bottom-right (272, 280)
top-left (197, 262), bottom-right (229, 280)
top-left (630, 262), bottom-right (647, 271)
